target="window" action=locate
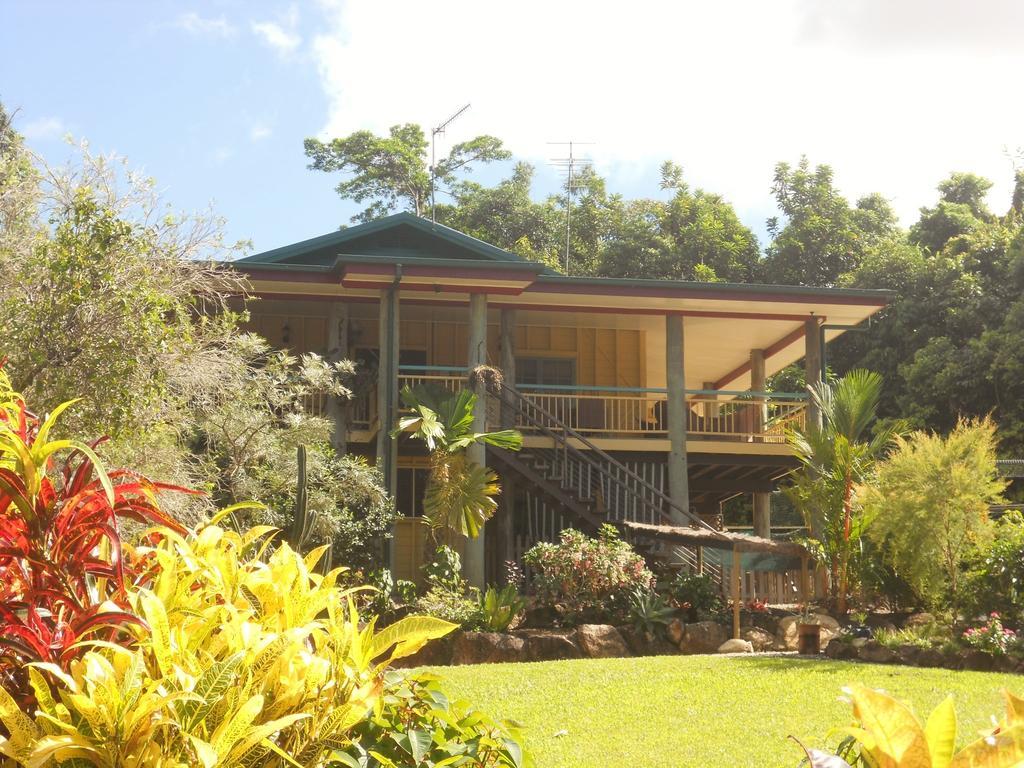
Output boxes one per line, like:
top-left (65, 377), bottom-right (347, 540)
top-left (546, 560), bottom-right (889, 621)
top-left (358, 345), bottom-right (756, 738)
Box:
top-left (396, 468), bottom-right (430, 517)
top-left (517, 357), bottom-right (575, 387)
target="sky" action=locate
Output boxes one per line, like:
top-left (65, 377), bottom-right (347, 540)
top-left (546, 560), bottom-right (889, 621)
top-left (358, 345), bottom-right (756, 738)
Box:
top-left (2, 0), bottom-right (1023, 256)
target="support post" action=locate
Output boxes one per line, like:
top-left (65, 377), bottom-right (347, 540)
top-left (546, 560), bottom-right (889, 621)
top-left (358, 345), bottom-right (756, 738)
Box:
top-left (804, 317), bottom-right (823, 430)
top-left (376, 287), bottom-right (399, 571)
top-left (493, 309), bottom-right (517, 581)
top-left (665, 314), bottom-right (689, 525)
top-left (326, 302), bottom-right (349, 456)
top-left (800, 553), bottom-right (810, 604)
top-left (732, 547), bottom-right (742, 639)
top-left (750, 348), bottom-right (771, 539)
top-left (464, 293), bottom-right (488, 589)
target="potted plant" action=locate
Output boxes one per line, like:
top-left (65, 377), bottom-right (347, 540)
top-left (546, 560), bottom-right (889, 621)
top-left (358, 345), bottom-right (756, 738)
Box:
top-left (797, 603), bottom-right (823, 654)
top-left (846, 610), bottom-right (873, 639)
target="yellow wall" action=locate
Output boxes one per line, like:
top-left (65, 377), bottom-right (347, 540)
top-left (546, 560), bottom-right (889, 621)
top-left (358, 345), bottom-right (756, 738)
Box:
top-left (392, 517), bottom-right (467, 586)
top-left (247, 309), bottom-right (647, 388)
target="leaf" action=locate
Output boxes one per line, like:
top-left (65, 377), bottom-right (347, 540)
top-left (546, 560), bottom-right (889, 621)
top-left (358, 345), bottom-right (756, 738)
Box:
top-left (790, 738), bottom-right (853, 768)
top-left (925, 696), bottom-right (957, 768)
top-left (950, 723), bottom-right (1024, 767)
top-left (1004, 690), bottom-right (1024, 727)
top-left (368, 615), bottom-right (457, 662)
top-left (181, 652), bottom-right (245, 729)
top-left (212, 694), bottom-right (264, 757)
top-left (0, 683), bottom-right (41, 758)
top-left (408, 729), bottom-right (431, 763)
top-left (138, 589), bottom-right (173, 677)
top-left (849, 684), bottom-right (931, 767)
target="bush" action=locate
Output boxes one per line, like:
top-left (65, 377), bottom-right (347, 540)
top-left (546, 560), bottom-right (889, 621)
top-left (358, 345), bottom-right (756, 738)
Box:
top-left (479, 584), bottom-right (526, 632)
top-left (962, 612), bottom-right (1019, 655)
top-left (963, 511), bottom-right (1024, 626)
top-left (415, 546), bottom-right (485, 629)
top-left (523, 525), bottom-right (654, 624)
top-left (666, 572), bottom-right (723, 622)
top-left (797, 685), bottom-right (1024, 767)
top-left (627, 587), bottom-right (675, 636)
top-left (0, 389), bottom-right (528, 765)
top-left (340, 671), bottom-right (528, 767)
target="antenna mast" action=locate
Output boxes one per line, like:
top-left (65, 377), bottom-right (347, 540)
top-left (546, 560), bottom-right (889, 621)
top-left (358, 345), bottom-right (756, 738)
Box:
top-left (548, 141), bottom-right (593, 273)
top-left (430, 103), bottom-right (471, 223)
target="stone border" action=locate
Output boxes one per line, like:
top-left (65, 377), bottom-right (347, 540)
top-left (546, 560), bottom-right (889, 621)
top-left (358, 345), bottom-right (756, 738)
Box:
top-left (825, 638), bottom-right (1023, 673)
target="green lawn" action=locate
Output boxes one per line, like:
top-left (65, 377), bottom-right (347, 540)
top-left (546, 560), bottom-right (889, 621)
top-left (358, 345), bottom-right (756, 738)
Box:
top-left (428, 655), bottom-right (1020, 767)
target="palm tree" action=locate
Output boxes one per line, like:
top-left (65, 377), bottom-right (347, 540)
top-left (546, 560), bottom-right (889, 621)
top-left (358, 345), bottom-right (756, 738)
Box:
top-left (396, 385), bottom-right (522, 539)
top-left (786, 369), bottom-right (899, 614)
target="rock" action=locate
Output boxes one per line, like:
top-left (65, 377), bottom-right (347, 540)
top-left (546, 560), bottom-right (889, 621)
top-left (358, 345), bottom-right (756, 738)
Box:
top-left (859, 640), bottom-right (898, 665)
top-left (666, 618), bottom-right (685, 645)
top-left (905, 612), bottom-right (936, 628)
top-left (896, 644), bottom-right (922, 666)
top-left (679, 621), bottom-right (729, 654)
top-left (742, 627), bottom-right (775, 652)
top-left (392, 635), bottom-right (454, 668)
top-left (916, 648), bottom-right (945, 668)
top-left (825, 640), bottom-right (859, 660)
top-left (777, 615), bottom-right (842, 651)
top-left (996, 654), bottom-right (1019, 674)
top-left (451, 632), bottom-right (525, 665)
top-left (516, 629), bottom-right (582, 662)
top-left (619, 626), bottom-right (679, 657)
top-left (718, 638), bottom-right (754, 654)
top-left (960, 649), bottom-right (996, 672)
top-left (576, 624), bottom-right (631, 658)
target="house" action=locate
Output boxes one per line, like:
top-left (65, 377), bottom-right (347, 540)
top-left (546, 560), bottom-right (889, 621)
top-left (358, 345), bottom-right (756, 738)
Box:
top-left (231, 212), bottom-right (889, 592)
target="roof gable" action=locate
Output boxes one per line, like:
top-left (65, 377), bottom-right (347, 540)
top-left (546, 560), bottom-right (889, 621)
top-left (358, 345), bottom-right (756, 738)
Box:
top-left (238, 212), bottom-right (540, 268)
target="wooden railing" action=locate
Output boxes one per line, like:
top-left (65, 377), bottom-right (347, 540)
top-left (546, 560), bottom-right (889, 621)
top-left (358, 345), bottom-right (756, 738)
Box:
top-left (513, 385), bottom-right (806, 443)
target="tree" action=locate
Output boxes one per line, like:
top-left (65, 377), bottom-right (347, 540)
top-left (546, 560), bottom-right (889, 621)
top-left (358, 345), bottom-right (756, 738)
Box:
top-left (785, 370), bottom-right (899, 613)
top-left (597, 162), bottom-right (761, 282)
top-left (762, 158), bottom-right (861, 286)
top-left (304, 123), bottom-right (510, 224)
top-left (863, 418), bottom-right (1005, 612)
top-left (0, 121), bottom-right (246, 442)
top-left (398, 385), bottom-right (521, 539)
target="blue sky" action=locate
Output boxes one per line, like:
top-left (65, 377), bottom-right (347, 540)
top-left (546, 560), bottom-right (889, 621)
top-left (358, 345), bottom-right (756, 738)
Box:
top-left (3, 1), bottom-right (1023, 256)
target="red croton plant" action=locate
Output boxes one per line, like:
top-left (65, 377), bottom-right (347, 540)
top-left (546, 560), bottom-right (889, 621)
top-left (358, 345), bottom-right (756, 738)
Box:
top-left (0, 382), bottom-right (188, 710)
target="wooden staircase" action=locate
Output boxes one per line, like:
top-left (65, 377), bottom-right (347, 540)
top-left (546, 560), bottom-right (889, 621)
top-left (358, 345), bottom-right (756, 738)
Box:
top-left (486, 381), bottom-right (725, 584)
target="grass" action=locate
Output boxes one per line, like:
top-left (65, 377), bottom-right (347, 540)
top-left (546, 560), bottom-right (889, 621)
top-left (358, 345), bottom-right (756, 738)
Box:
top-left (427, 655), bottom-right (1020, 767)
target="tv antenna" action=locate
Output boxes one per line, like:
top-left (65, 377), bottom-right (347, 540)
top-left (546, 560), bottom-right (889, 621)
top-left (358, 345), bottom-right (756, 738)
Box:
top-left (549, 141), bottom-right (594, 273)
top-left (431, 103), bottom-right (471, 223)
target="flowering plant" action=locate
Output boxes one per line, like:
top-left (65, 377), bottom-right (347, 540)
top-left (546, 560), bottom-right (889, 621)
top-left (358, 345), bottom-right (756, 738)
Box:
top-left (746, 598), bottom-right (770, 613)
top-left (524, 524), bottom-right (654, 623)
top-left (962, 612), bottom-right (1018, 655)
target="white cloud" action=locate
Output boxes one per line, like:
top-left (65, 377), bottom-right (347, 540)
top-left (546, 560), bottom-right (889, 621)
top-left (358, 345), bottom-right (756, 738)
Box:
top-left (21, 116), bottom-right (67, 141)
top-left (250, 122), bottom-right (272, 141)
top-left (251, 6), bottom-right (301, 56)
top-left (309, 0), bottom-right (1024, 228)
top-left (174, 11), bottom-right (236, 38)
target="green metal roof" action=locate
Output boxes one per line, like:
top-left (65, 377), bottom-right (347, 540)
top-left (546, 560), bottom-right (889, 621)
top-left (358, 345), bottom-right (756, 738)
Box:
top-left (237, 211), bottom-right (555, 271)
top-left (233, 211), bottom-right (892, 303)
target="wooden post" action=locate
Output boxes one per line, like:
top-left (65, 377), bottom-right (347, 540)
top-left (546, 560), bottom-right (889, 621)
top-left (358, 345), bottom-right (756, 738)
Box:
top-left (800, 553), bottom-right (810, 604)
top-left (326, 301), bottom-right (349, 456)
top-left (665, 314), bottom-right (689, 524)
top-left (804, 317), bottom-right (823, 430)
top-left (464, 293), bottom-right (488, 589)
top-left (750, 348), bottom-right (771, 541)
top-left (495, 308), bottom-right (517, 581)
top-left (732, 547), bottom-right (742, 639)
top-left (376, 287), bottom-right (400, 571)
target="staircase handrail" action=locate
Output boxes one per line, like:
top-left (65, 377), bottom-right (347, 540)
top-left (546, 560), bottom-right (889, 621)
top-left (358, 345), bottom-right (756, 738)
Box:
top-left (488, 380), bottom-right (728, 541)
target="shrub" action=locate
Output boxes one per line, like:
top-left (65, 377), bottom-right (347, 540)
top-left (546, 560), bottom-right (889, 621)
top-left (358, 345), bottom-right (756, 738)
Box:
top-left (794, 684), bottom-right (1024, 767)
top-left (479, 584), bottom-right (526, 632)
top-left (627, 588), bottom-right (675, 637)
top-left (962, 612), bottom-right (1018, 655)
top-left (416, 586), bottom-right (484, 630)
top-left (963, 511), bottom-right (1024, 626)
top-left (340, 671), bottom-right (528, 767)
top-left (0, 386), bottom-right (188, 711)
top-left (523, 525), bottom-right (654, 624)
top-left (873, 624), bottom-right (946, 650)
top-left (666, 572), bottom-right (723, 622)
top-left (864, 417), bottom-right (1005, 610)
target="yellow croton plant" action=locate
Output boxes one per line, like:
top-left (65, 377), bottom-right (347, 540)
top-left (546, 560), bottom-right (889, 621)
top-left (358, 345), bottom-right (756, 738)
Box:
top-left (797, 684), bottom-right (1024, 768)
top-left (0, 514), bottom-right (455, 768)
